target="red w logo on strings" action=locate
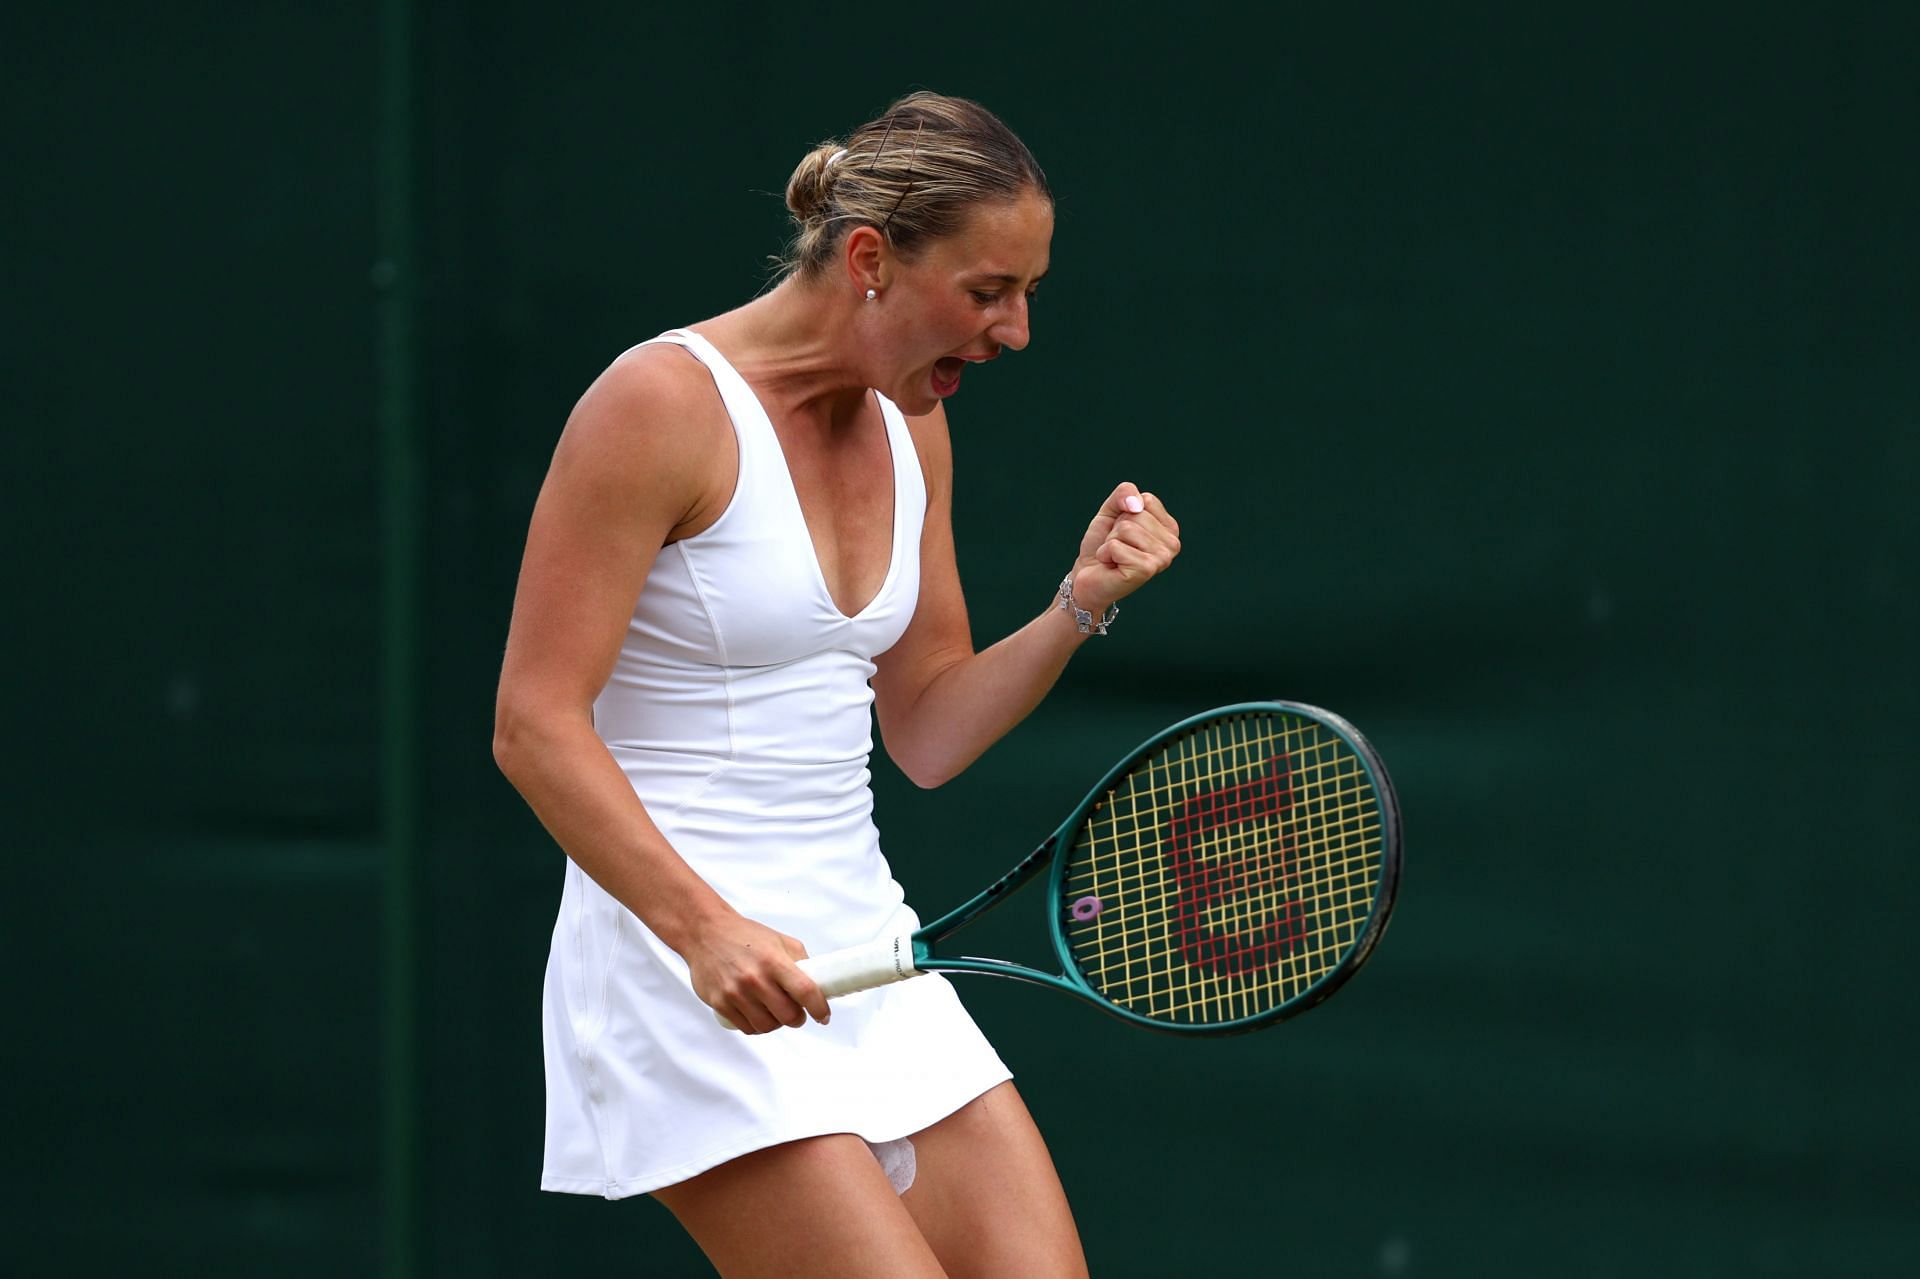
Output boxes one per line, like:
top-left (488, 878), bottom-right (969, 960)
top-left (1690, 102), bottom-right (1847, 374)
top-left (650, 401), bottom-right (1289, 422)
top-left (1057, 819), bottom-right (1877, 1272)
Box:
top-left (1164, 755), bottom-right (1305, 977)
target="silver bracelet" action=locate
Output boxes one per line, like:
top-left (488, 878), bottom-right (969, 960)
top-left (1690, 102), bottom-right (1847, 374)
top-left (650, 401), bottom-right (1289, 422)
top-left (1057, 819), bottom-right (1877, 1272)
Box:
top-left (1056, 575), bottom-right (1118, 636)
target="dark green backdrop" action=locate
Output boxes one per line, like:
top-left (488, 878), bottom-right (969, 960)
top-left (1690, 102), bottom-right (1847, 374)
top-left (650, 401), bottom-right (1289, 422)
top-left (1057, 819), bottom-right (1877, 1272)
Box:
top-left (7, 3), bottom-right (1915, 1276)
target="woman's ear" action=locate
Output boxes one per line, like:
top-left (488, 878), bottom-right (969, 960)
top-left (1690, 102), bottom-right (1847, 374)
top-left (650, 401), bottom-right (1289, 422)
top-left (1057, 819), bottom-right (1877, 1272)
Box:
top-left (843, 224), bottom-right (888, 298)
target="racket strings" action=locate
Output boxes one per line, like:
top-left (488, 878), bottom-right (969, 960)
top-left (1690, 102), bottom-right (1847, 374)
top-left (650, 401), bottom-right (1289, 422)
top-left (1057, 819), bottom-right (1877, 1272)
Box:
top-left (1062, 712), bottom-right (1385, 1025)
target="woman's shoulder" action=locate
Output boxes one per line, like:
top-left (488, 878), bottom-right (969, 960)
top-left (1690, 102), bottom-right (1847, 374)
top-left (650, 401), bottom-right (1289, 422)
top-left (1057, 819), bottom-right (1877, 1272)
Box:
top-left (590, 334), bottom-right (719, 415)
top-left (565, 336), bottom-right (730, 449)
top-left (549, 336), bottom-right (735, 519)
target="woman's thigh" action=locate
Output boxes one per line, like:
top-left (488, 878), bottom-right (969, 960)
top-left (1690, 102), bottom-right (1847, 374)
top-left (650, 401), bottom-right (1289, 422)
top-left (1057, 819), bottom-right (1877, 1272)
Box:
top-left (902, 1081), bottom-right (1088, 1279)
top-left (652, 1133), bottom-right (946, 1279)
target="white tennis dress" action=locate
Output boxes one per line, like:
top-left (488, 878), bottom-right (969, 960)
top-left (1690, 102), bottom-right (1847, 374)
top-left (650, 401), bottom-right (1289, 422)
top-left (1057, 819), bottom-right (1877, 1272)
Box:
top-left (539, 329), bottom-right (1011, 1198)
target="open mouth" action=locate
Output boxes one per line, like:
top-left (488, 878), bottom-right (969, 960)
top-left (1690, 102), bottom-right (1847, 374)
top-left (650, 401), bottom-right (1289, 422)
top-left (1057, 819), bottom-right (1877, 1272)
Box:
top-left (932, 357), bottom-right (966, 395)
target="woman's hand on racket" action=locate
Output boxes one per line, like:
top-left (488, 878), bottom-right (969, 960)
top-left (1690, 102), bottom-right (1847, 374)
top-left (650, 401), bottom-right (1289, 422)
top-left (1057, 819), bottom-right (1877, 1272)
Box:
top-left (1069, 481), bottom-right (1182, 613)
top-left (684, 913), bottom-right (830, 1034)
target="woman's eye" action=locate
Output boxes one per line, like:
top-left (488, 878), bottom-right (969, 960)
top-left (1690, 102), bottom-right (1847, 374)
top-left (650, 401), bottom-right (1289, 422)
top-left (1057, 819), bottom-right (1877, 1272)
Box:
top-left (970, 291), bottom-right (999, 305)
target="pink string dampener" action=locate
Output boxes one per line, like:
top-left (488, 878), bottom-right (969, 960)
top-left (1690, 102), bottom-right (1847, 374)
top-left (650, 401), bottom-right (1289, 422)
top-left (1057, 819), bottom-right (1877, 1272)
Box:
top-left (1070, 896), bottom-right (1104, 922)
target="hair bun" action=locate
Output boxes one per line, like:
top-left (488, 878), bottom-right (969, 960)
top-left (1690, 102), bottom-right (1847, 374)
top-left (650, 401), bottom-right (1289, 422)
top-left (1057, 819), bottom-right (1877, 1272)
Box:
top-left (785, 141), bottom-right (843, 222)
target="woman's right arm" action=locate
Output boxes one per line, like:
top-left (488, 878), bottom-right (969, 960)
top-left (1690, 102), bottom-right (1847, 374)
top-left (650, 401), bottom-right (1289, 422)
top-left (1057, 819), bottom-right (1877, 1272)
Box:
top-left (492, 348), bottom-right (829, 1034)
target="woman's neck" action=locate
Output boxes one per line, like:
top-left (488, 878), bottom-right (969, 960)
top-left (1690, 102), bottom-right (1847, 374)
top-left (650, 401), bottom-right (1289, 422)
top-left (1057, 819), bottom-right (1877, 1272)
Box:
top-left (697, 277), bottom-right (872, 432)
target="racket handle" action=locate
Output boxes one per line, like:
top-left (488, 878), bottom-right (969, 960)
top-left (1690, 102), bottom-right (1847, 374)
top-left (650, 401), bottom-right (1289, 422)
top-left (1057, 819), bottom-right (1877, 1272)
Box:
top-left (713, 933), bottom-right (918, 1031)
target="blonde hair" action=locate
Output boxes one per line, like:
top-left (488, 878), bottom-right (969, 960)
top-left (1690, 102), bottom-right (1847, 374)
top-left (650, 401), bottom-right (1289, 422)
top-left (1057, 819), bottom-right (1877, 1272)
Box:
top-left (778, 91), bottom-right (1051, 280)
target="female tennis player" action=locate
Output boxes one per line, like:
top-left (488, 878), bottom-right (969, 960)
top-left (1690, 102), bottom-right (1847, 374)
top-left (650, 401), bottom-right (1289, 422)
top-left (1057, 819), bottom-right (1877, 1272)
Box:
top-left (494, 92), bottom-right (1180, 1278)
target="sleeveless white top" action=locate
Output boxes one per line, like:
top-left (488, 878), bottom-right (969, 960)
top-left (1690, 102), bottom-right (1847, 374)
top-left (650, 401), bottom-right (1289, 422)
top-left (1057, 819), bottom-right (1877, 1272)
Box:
top-left (539, 329), bottom-right (1011, 1198)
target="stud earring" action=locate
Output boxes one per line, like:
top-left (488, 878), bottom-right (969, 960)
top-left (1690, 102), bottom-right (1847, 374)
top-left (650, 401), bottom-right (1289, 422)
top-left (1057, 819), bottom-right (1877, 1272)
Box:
top-left (865, 289), bottom-right (877, 302)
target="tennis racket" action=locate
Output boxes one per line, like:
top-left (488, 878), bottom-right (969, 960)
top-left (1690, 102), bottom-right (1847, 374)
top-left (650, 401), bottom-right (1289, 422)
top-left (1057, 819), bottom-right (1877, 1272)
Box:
top-left (720, 701), bottom-right (1400, 1035)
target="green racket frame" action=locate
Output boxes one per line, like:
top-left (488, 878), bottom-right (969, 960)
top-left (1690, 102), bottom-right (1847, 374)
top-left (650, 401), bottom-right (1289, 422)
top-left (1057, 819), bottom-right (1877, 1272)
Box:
top-left (905, 700), bottom-right (1402, 1036)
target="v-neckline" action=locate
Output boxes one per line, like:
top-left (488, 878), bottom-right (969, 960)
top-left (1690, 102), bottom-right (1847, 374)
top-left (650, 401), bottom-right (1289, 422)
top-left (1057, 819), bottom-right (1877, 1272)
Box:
top-left (683, 329), bottom-right (901, 621)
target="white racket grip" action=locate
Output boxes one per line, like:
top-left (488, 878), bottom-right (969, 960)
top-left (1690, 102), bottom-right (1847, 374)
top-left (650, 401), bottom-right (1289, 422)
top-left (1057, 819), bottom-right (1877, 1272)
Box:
top-left (713, 933), bottom-right (919, 1031)
top-left (807, 932), bottom-right (920, 999)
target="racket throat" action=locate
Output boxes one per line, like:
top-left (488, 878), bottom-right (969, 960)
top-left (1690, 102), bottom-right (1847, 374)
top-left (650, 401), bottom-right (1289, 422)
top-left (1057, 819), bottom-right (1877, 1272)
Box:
top-left (917, 835), bottom-right (1059, 940)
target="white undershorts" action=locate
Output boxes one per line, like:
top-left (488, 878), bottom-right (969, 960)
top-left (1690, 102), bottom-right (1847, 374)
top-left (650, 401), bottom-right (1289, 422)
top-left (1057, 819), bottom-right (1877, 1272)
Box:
top-left (866, 1137), bottom-right (916, 1194)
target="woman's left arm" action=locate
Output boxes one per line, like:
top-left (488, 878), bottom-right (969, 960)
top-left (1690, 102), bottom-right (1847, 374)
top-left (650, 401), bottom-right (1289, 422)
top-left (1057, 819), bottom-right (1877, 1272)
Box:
top-left (872, 405), bottom-right (1181, 788)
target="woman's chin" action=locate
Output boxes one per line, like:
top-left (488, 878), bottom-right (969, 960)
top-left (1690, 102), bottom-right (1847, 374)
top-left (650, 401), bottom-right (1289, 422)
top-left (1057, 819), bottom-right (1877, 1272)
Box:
top-left (892, 386), bottom-right (941, 417)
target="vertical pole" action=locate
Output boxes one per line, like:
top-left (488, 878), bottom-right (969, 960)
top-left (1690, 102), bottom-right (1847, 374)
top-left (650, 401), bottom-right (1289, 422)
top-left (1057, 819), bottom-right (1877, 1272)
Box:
top-left (375, 0), bottom-right (420, 1274)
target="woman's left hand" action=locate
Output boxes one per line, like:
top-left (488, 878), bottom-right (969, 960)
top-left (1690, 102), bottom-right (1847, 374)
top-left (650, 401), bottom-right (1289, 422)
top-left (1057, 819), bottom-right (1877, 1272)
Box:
top-left (1067, 481), bottom-right (1182, 615)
